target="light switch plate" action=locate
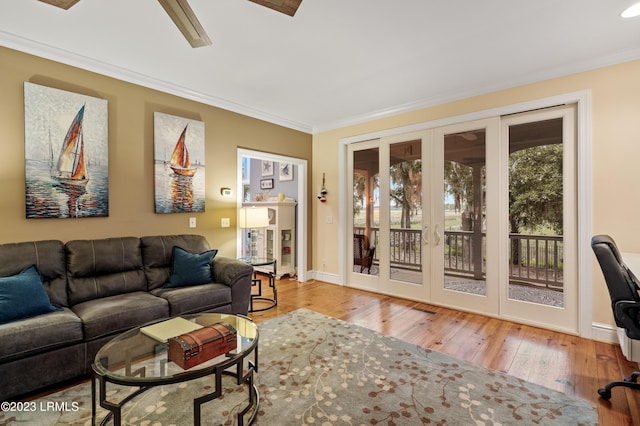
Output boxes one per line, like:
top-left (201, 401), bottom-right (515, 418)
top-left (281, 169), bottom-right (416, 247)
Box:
top-left (189, 217), bottom-right (196, 228)
top-left (221, 218), bottom-right (230, 228)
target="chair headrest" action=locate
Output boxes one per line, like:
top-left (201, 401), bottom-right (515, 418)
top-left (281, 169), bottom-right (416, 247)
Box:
top-left (591, 234), bottom-right (640, 304)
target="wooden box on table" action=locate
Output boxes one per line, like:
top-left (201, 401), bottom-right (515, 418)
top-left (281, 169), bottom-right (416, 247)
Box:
top-left (168, 323), bottom-right (237, 369)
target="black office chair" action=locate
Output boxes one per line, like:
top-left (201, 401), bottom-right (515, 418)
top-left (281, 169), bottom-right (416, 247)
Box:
top-left (591, 234), bottom-right (640, 399)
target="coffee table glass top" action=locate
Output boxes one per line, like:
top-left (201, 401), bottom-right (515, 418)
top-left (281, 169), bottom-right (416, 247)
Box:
top-left (93, 313), bottom-right (258, 383)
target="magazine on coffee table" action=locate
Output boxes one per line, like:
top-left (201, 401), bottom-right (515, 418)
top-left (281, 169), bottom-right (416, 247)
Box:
top-left (140, 317), bottom-right (203, 342)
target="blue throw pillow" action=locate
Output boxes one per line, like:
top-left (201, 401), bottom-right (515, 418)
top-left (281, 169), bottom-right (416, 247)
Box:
top-left (0, 265), bottom-right (62, 324)
top-left (164, 246), bottom-right (218, 288)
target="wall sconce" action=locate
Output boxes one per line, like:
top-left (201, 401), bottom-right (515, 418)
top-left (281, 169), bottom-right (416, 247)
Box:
top-left (317, 173), bottom-right (327, 203)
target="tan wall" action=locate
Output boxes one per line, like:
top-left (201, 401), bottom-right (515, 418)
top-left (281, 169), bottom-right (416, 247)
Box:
top-left (312, 59), bottom-right (640, 328)
top-left (0, 46), bottom-right (312, 260)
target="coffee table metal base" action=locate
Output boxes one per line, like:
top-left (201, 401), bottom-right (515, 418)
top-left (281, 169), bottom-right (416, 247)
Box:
top-left (92, 355), bottom-right (259, 426)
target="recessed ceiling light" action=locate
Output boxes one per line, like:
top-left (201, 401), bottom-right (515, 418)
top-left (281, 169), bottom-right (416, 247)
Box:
top-left (621, 2), bottom-right (640, 18)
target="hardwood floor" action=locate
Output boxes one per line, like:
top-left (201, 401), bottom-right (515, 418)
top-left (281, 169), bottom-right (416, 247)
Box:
top-left (251, 277), bottom-right (640, 425)
top-left (20, 277), bottom-right (640, 425)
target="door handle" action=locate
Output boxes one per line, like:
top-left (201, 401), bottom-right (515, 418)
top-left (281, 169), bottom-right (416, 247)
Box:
top-left (434, 224), bottom-right (442, 246)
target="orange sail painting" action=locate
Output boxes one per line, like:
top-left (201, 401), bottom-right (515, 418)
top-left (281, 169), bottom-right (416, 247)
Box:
top-left (52, 104), bottom-right (89, 186)
top-left (169, 125), bottom-right (196, 177)
top-left (153, 112), bottom-right (205, 213)
top-left (24, 82), bottom-right (108, 219)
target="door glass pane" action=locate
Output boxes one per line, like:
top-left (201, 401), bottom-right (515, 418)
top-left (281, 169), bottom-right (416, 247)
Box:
top-left (389, 140), bottom-right (422, 284)
top-left (353, 147), bottom-right (379, 275)
top-left (443, 129), bottom-right (486, 295)
top-left (508, 118), bottom-right (564, 307)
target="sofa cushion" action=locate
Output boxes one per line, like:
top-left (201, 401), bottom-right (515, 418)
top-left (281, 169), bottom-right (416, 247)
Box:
top-left (151, 283), bottom-right (232, 316)
top-left (165, 246), bottom-right (218, 288)
top-left (0, 265), bottom-right (62, 324)
top-left (0, 307), bottom-right (83, 363)
top-left (141, 235), bottom-right (212, 290)
top-left (66, 237), bottom-right (147, 306)
top-left (71, 291), bottom-right (169, 341)
top-left (0, 240), bottom-right (68, 307)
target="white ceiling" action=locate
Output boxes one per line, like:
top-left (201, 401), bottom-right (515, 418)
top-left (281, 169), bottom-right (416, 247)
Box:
top-left (1, 0), bottom-right (640, 134)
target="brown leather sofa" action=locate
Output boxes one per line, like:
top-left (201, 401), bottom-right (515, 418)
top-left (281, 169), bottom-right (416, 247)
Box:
top-left (0, 234), bottom-right (252, 401)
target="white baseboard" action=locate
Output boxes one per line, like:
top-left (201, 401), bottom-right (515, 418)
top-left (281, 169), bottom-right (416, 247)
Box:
top-left (591, 322), bottom-right (619, 345)
top-left (593, 323), bottom-right (640, 363)
top-left (306, 270), bottom-right (342, 285)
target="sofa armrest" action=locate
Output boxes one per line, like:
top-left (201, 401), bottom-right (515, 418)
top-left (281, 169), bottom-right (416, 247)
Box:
top-left (211, 257), bottom-right (253, 315)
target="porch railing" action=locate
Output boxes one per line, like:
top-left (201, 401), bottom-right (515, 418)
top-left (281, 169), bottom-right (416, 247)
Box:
top-left (354, 227), bottom-right (564, 289)
top-left (508, 233), bottom-right (563, 289)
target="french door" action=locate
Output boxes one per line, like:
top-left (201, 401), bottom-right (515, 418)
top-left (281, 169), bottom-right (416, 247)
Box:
top-left (431, 118), bottom-right (500, 314)
top-left (348, 132), bottom-right (431, 301)
top-left (499, 105), bottom-right (577, 333)
top-left (347, 105), bottom-right (578, 334)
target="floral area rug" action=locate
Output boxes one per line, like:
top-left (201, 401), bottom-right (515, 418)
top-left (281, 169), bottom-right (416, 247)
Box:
top-left (1, 308), bottom-right (597, 425)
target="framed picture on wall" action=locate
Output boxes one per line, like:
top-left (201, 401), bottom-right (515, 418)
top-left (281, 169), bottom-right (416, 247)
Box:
top-left (279, 163), bottom-right (293, 181)
top-left (260, 178), bottom-right (274, 190)
top-left (153, 112), bottom-right (206, 213)
top-left (24, 82), bottom-right (109, 219)
top-left (261, 160), bottom-right (274, 176)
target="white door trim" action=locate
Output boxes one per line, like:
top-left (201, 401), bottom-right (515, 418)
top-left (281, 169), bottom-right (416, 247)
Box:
top-left (338, 90), bottom-right (592, 338)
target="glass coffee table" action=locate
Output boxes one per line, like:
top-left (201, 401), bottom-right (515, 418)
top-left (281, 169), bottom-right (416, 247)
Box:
top-left (92, 313), bottom-right (259, 426)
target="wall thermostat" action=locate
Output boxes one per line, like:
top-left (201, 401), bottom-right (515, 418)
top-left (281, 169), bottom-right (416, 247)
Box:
top-left (220, 187), bottom-right (232, 197)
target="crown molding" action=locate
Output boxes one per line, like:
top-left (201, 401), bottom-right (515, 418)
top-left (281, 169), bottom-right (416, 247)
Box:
top-left (0, 31), bottom-right (313, 134)
top-left (312, 46), bottom-right (640, 134)
top-left (4, 30), bottom-right (640, 137)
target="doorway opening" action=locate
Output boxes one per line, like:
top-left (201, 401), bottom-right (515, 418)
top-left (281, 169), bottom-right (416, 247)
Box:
top-left (236, 148), bottom-right (308, 282)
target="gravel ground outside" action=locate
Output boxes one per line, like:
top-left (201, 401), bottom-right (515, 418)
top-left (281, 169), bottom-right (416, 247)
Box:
top-left (444, 278), bottom-right (564, 307)
top-left (354, 266), bottom-right (564, 307)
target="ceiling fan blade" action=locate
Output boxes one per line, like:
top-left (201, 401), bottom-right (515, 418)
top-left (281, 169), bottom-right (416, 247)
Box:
top-left (158, 0), bottom-right (212, 48)
top-left (38, 0), bottom-right (81, 9)
top-left (249, 0), bottom-right (302, 17)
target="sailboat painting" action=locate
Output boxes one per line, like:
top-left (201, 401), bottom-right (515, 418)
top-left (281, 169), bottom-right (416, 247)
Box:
top-left (169, 125), bottom-right (196, 177)
top-left (53, 105), bottom-right (89, 186)
top-left (153, 112), bottom-right (205, 213)
top-left (24, 83), bottom-right (108, 219)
